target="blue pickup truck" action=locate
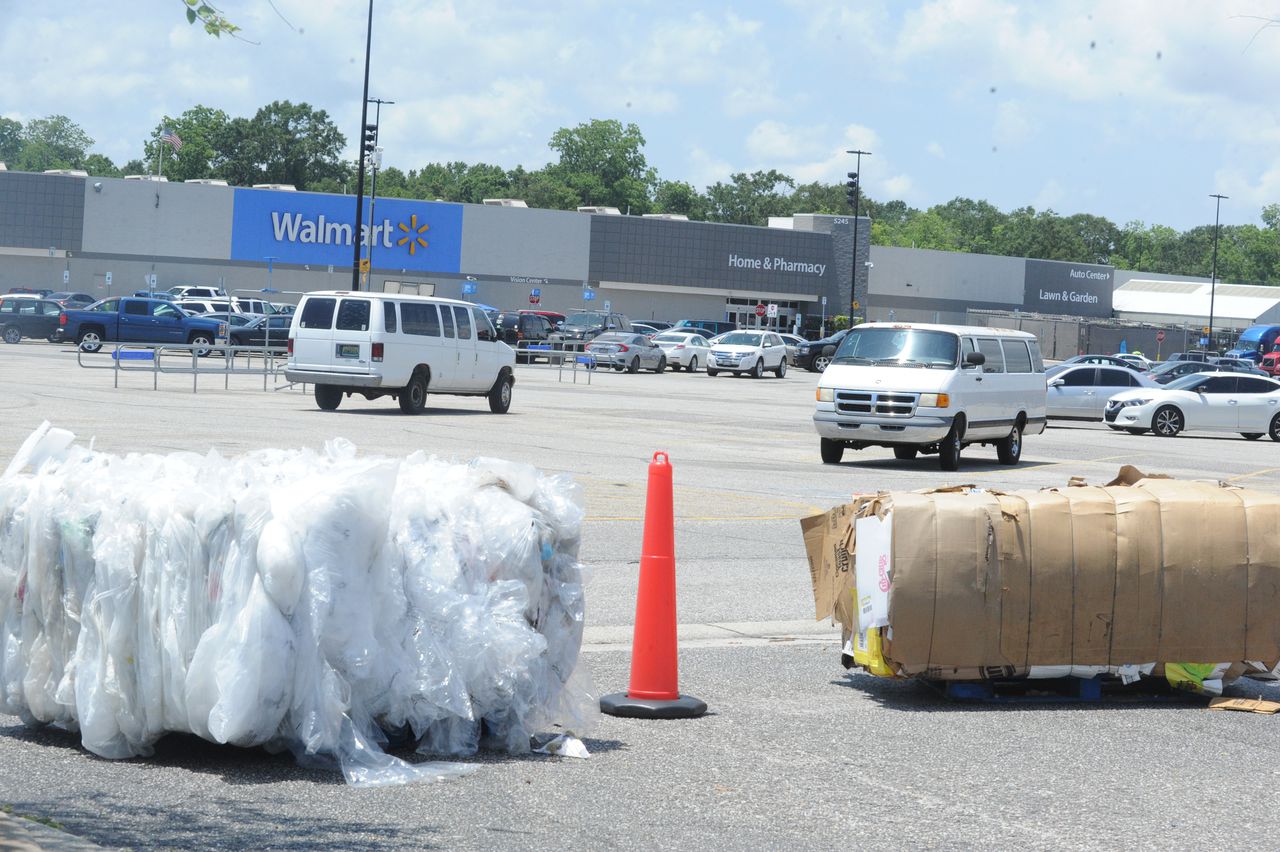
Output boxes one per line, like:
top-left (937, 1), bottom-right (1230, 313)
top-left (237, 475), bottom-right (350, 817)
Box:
top-left (58, 297), bottom-right (227, 354)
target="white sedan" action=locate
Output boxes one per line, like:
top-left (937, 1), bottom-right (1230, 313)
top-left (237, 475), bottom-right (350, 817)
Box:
top-left (707, 331), bottom-right (789, 378)
top-left (1047, 364), bottom-right (1161, 420)
top-left (653, 331), bottom-right (711, 372)
top-left (1104, 371), bottom-right (1280, 440)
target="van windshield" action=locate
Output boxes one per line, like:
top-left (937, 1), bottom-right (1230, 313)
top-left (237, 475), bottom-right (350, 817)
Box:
top-left (831, 328), bottom-right (960, 368)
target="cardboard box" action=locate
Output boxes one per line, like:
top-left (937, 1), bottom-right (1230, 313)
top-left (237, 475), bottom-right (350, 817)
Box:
top-left (803, 468), bottom-right (1280, 677)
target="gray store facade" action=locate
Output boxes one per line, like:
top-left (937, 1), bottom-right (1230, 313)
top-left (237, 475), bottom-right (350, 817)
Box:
top-left (0, 170), bottom-right (1113, 332)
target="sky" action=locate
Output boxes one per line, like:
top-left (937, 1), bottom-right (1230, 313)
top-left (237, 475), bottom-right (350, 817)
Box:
top-left (3, 0), bottom-right (1279, 232)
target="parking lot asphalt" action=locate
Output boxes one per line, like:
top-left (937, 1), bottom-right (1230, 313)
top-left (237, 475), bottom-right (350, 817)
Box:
top-left (3, 342), bottom-right (1280, 850)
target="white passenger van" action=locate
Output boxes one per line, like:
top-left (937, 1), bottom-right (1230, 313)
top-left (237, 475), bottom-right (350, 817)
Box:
top-left (812, 322), bottom-right (1047, 470)
top-left (285, 291), bottom-right (516, 414)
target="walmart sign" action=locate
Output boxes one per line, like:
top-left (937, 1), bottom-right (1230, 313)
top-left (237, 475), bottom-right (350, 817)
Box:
top-left (229, 188), bottom-right (463, 272)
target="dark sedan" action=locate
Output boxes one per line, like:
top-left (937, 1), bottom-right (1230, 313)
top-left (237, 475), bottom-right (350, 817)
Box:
top-left (230, 314), bottom-right (291, 350)
top-left (46, 291), bottom-right (96, 308)
top-left (794, 329), bottom-right (849, 372)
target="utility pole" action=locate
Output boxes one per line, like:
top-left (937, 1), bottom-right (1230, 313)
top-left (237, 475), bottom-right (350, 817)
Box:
top-left (350, 0), bottom-right (374, 291)
top-left (1208, 193), bottom-right (1227, 350)
top-left (845, 149), bottom-right (871, 327)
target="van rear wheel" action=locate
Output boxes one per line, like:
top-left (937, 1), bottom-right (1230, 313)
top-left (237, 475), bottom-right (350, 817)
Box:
top-left (996, 421), bottom-right (1023, 465)
top-left (314, 385), bottom-right (342, 411)
top-left (399, 372), bottom-right (428, 414)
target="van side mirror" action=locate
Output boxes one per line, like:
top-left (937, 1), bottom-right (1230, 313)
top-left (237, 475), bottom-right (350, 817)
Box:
top-left (964, 351), bottom-right (986, 366)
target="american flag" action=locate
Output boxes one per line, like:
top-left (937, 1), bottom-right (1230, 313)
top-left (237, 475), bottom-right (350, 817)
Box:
top-left (160, 129), bottom-right (183, 154)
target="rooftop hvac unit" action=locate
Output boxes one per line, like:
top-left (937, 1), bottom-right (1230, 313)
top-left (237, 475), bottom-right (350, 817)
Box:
top-left (482, 198), bottom-right (529, 207)
top-left (252, 183), bottom-right (297, 191)
top-left (43, 169), bottom-right (89, 177)
top-left (184, 178), bottom-right (230, 186)
top-left (576, 206), bottom-right (622, 215)
top-left (641, 213), bottom-right (690, 221)
top-left (123, 174), bottom-right (169, 181)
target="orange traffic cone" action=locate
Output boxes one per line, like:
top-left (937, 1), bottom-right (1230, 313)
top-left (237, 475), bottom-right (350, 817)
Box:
top-left (600, 451), bottom-right (707, 719)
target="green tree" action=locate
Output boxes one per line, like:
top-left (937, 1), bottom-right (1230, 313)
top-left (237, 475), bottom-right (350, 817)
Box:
top-left (705, 169), bottom-right (796, 225)
top-left (790, 181), bottom-right (848, 216)
top-left (15, 115), bottom-right (93, 171)
top-left (213, 101), bottom-right (346, 189)
top-left (507, 166), bottom-right (581, 211)
top-left (143, 105), bottom-right (231, 182)
top-left (0, 117), bottom-right (22, 163)
top-left (930, 197), bottom-right (1004, 254)
top-left (653, 180), bottom-right (709, 220)
top-left (82, 153), bottom-right (120, 177)
top-left (547, 119), bottom-right (656, 212)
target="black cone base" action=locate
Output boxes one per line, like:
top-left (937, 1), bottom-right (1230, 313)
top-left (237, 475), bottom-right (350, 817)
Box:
top-left (600, 692), bottom-right (707, 719)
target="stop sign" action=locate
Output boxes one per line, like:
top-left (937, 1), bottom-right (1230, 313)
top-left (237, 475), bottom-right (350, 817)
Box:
top-left (755, 303), bottom-right (766, 317)
top-left (1156, 330), bottom-right (1166, 343)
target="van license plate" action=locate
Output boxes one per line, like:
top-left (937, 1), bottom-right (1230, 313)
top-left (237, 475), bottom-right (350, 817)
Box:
top-left (336, 344), bottom-right (360, 358)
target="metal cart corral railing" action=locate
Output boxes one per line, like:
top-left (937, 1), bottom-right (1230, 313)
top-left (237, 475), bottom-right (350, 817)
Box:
top-left (77, 342), bottom-right (291, 393)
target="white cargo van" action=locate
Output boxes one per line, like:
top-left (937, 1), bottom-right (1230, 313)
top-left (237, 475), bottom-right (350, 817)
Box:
top-left (812, 322), bottom-right (1047, 470)
top-left (285, 291), bottom-right (516, 414)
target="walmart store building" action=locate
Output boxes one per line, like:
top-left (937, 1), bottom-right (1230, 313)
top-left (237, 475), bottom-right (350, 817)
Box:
top-left (0, 170), bottom-right (1115, 329)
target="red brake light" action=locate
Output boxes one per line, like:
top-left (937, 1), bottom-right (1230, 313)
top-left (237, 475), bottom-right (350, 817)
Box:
top-left (59, 312), bottom-right (67, 326)
top-left (287, 337), bottom-right (294, 355)
top-left (617, 344), bottom-right (630, 352)
top-left (372, 342), bottom-right (384, 362)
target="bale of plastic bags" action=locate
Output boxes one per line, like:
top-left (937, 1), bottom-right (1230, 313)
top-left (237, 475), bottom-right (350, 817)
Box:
top-left (0, 423), bottom-right (594, 786)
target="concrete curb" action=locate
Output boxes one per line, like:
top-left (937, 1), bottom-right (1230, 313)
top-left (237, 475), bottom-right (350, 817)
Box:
top-left (0, 811), bottom-right (103, 851)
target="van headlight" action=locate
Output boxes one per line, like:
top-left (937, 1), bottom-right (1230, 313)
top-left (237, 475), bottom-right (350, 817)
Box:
top-left (816, 387), bottom-right (834, 402)
top-left (917, 393), bottom-right (950, 408)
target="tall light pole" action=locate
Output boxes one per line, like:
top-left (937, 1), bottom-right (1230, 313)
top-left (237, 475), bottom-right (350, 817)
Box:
top-left (364, 97), bottom-right (394, 287)
top-left (845, 149), bottom-right (870, 327)
top-left (350, 0), bottom-right (375, 291)
top-left (1208, 193), bottom-right (1228, 349)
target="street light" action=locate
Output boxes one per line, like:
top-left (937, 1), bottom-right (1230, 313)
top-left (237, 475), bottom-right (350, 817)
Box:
top-left (350, 0), bottom-right (375, 291)
top-left (364, 97), bottom-right (395, 288)
top-left (846, 149), bottom-right (871, 327)
top-left (1208, 193), bottom-right (1228, 349)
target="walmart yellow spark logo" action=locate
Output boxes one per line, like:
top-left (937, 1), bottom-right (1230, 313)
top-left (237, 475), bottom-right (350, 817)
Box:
top-left (397, 214), bottom-right (429, 255)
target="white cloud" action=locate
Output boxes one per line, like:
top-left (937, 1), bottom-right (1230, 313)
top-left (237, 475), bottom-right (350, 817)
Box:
top-left (992, 100), bottom-right (1031, 148)
top-left (1032, 178), bottom-right (1065, 212)
top-left (926, 142), bottom-right (945, 158)
top-left (687, 146), bottom-right (735, 188)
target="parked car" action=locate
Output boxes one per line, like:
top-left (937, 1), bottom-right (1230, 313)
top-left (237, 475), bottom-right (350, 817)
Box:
top-left (653, 331), bottom-right (711, 372)
top-left (230, 314), bottom-right (292, 350)
top-left (1052, 353), bottom-right (1145, 372)
top-left (495, 311), bottom-right (554, 362)
top-left (1104, 372), bottom-right (1280, 440)
top-left (631, 322), bottom-right (662, 338)
top-left (776, 332), bottom-right (807, 364)
top-left (285, 291), bottom-right (516, 415)
top-left (672, 319), bottom-right (737, 338)
top-left (584, 332), bottom-right (666, 373)
top-left (167, 285), bottom-right (226, 300)
top-left (548, 311), bottom-right (631, 350)
top-left (1145, 361), bottom-right (1220, 384)
top-left (795, 329), bottom-right (849, 372)
top-left (1165, 350), bottom-right (1218, 363)
top-left (202, 311), bottom-right (264, 332)
top-left (643, 320), bottom-right (674, 331)
top-left (1113, 353), bottom-right (1153, 371)
top-left (134, 290), bottom-right (177, 301)
top-left (1046, 365), bottom-right (1161, 420)
top-left (814, 323), bottom-right (1047, 470)
top-left (0, 297), bottom-right (63, 343)
top-left (59, 297), bottom-right (226, 354)
top-left (232, 297), bottom-right (278, 315)
top-left (1212, 357), bottom-right (1267, 376)
top-left (46, 291), bottom-right (96, 308)
top-left (520, 309), bottom-right (566, 329)
top-left (707, 331), bottom-right (789, 378)
top-left (177, 298), bottom-right (235, 315)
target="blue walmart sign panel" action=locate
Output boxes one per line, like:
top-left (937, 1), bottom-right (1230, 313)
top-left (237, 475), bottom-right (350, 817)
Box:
top-left (229, 188), bottom-right (462, 272)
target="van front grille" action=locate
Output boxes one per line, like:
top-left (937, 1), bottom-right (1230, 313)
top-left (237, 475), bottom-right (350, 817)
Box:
top-left (835, 390), bottom-right (918, 417)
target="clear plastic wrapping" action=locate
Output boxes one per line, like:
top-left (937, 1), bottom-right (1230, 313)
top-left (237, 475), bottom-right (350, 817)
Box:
top-left (0, 423), bottom-right (595, 786)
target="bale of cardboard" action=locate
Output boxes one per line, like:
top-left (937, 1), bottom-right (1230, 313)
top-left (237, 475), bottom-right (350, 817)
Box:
top-left (802, 466), bottom-right (1280, 695)
top-left (0, 423), bottom-right (594, 785)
